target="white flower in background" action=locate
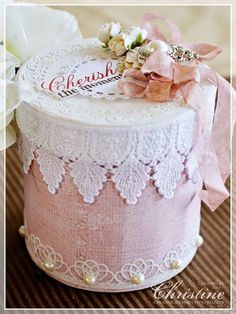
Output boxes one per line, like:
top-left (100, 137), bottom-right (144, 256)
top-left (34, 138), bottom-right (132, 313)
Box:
top-left (0, 45), bottom-right (21, 150)
top-left (122, 26), bottom-right (148, 50)
top-left (0, 0), bottom-right (17, 40)
top-left (0, 4), bottom-right (83, 150)
top-left (98, 22), bottom-right (121, 44)
top-left (6, 5), bottom-right (82, 62)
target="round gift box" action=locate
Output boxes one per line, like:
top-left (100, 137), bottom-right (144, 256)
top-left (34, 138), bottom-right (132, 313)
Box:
top-left (15, 38), bottom-right (216, 292)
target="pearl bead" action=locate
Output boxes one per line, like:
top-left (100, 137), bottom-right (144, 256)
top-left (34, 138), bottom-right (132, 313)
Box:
top-left (195, 235), bottom-right (204, 247)
top-left (131, 273), bottom-right (145, 285)
top-left (43, 262), bottom-right (54, 272)
top-left (170, 259), bottom-right (182, 269)
top-left (147, 40), bottom-right (168, 52)
top-left (18, 225), bottom-right (26, 238)
top-left (83, 274), bottom-right (96, 285)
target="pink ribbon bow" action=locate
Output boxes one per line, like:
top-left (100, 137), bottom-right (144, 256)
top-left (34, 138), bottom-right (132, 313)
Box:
top-left (120, 13), bottom-right (236, 210)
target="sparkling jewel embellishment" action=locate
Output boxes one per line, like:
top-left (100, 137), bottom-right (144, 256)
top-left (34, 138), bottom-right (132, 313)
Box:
top-left (131, 273), bottom-right (145, 285)
top-left (137, 46), bottom-right (153, 64)
top-left (18, 225), bottom-right (26, 237)
top-left (195, 235), bottom-right (204, 247)
top-left (137, 41), bottom-right (198, 65)
top-left (83, 274), bottom-right (96, 285)
top-left (168, 44), bottom-right (198, 63)
top-left (170, 258), bottom-right (182, 269)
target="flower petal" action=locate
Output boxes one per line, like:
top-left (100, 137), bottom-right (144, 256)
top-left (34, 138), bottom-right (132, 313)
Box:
top-left (146, 79), bottom-right (172, 102)
top-left (141, 50), bottom-right (173, 79)
top-left (184, 42), bottom-right (222, 61)
top-left (6, 6), bottom-right (82, 62)
top-left (119, 69), bottom-right (148, 97)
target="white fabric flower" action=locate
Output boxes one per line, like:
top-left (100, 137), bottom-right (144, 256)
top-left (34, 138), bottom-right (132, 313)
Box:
top-left (0, 4), bottom-right (83, 150)
top-left (0, 45), bottom-right (21, 150)
top-left (98, 22), bottom-right (121, 44)
top-left (0, 81), bottom-right (15, 150)
top-left (122, 33), bottom-right (133, 50)
top-left (0, 0), bottom-right (17, 40)
top-left (122, 26), bottom-right (148, 49)
top-left (6, 5), bottom-right (82, 62)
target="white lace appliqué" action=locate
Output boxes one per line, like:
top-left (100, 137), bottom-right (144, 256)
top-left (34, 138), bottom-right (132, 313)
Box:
top-left (25, 233), bottom-right (199, 291)
top-left (17, 105), bottom-right (200, 205)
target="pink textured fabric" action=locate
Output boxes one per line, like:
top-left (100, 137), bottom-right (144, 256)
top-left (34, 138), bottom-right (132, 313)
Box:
top-left (24, 160), bottom-right (202, 272)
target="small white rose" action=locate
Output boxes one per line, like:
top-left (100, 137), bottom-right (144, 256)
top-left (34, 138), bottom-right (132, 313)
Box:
top-left (122, 26), bottom-right (148, 49)
top-left (110, 22), bottom-right (121, 37)
top-left (127, 26), bottom-right (141, 42)
top-left (122, 33), bottom-right (133, 50)
top-left (131, 26), bottom-right (147, 42)
top-left (98, 22), bottom-right (121, 44)
top-left (141, 29), bottom-right (148, 42)
top-left (98, 23), bottom-right (112, 44)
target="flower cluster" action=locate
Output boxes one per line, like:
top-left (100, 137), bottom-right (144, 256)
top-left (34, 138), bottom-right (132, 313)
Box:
top-left (98, 22), bottom-right (148, 57)
top-left (98, 18), bottom-right (222, 102)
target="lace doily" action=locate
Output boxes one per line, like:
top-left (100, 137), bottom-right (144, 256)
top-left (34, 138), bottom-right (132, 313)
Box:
top-left (17, 105), bottom-right (199, 204)
top-left (16, 37), bottom-right (190, 126)
top-left (25, 231), bottom-right (200, 292)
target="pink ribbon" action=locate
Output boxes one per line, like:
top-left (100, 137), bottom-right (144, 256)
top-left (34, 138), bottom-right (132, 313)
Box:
top-left (180, 70), bottom-right (234, 210)
top-left (120, 13), bottom-right (236, 210)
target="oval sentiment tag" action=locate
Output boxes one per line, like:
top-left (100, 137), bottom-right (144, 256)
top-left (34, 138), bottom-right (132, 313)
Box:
top-left (38, 57), bottom-right (127, 99)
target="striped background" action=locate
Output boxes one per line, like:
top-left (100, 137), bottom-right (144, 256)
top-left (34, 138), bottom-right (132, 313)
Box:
top-left (5, 144), bottom-right (231, 309)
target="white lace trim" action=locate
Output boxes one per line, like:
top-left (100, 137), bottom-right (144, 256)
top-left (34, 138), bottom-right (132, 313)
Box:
top-left (17, 106), bottom-right (199, 204)
top-left (25, 232), bottom-right (199, 291)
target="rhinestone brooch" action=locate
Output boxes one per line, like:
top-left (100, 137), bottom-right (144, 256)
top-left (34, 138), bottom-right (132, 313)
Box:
top-left (168, 44), bottom-right (198, 63)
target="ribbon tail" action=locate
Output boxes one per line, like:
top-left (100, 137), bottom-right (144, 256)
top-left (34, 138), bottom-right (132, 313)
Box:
top-left (199, 135), bottom-right (230, 211)
top-left (211, 73), bottom-right (236, 181)
top-left (140, 13), bottom-right (182, 44)
top-left (180, 74), bottom-right (233, 211)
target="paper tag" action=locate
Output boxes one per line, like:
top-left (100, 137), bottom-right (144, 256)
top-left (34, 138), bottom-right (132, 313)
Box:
top-left (38, 57), bottom-right (127, 99)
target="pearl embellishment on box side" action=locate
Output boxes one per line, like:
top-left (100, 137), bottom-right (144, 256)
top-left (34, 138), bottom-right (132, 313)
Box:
top-left (42, 262), bottom-right (54, 272)
top-left (195, 235), bottom-right (204, 247)
top-left (131, 273), bottom-right (145, 284)
top-left (83, 275), bottom-right (96, 285)
top-left (170, 259), bottom-right (182, 269)
top-left (18, 225), bottom-right (26, 237)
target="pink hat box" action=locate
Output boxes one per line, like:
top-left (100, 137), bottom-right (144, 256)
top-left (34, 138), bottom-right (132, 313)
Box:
top-left (15, 16), bottom-right (231, 293)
